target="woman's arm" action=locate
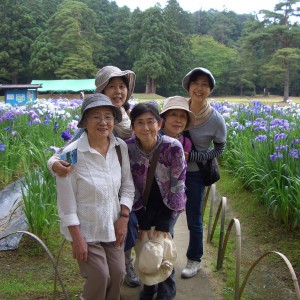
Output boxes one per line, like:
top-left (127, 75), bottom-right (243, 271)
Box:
top-left (188, 141), bottom-right (226, 162)
top-left (48, 156), bottom-right (73, 176)
top-left (68, 225), bottom-right (88, 262)
top-left (163, 141), bottom-right (187, 212)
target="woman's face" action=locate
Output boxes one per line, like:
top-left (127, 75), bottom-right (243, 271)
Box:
top-left (132, 112), bottom-right (162, 145)
top-left (163, 109), bottom-right (188, 138)
top-left (188, 74), bottom-right (211, 104)
top-left (84, 107), bottom-right (115, 141)
top-left (103, 77), bottom-right (128, 108)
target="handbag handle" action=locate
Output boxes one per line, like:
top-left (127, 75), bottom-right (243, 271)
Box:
top-left (142, 143), bottom-right (162, 208)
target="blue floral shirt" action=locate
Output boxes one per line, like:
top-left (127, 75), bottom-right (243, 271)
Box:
top-left (126, 134), bottom-right (187, 213)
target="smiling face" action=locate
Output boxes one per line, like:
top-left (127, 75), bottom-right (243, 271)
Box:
top-left (84, 107), bottom-right (115, 142)
top-left (102, 77), bottom-right (128, 108)
top-left (132, 112), bottom-right (162, 146)
top-left (188, 74), bottom-right (212, 105)
top-left (163, 109), bottom-right (188, 138)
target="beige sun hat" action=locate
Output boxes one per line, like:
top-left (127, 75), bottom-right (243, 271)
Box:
top-left (95, 66), bottom-right (136, 101)
top-left (134, 231), bottom-right (177, 286)
top-left (77, 93), bottom-right (122, 128)
top-left (160, 96), bottom-right (195, 130)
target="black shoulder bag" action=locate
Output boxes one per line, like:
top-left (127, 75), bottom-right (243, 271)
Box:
top-left (184, 131), bottom-right (220, 186)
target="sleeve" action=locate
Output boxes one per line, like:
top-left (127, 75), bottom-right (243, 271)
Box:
top-left (163, 141), bottom-right (187, 212)
top-left (189, 114), bottom-right (227, 162)
top-left (56, 174), bottom-right (79, 227)
top-left (118, 141), bottom-right (135, 211)
top-left (47, 154), bottom-right (60, 175)
top-left (188, 141), bottom-right (226, 162)
top-left (47, 128), bottom-right (85, 175)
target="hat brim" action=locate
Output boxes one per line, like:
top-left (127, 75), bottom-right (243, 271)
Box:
top-left (134, 232), bottom-right (177, 286)
top-left (95, 70), bottom-right (136, 101)
top-left (160, 106), bottom-right (195, 130)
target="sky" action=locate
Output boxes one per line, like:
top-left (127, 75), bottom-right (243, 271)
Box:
top-left (112, 0), bottom-right (280, 14)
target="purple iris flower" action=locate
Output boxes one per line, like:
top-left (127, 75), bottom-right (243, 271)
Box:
top-left (61, 130), bottom-right (72, 141)
top-left (274, 133), bottom-right (288, 141)
top-left (255, 135), bottom-right (267, 142)
top-left (289, 149), bottom-right (299, 159)
top-left (270, 152), bottom-right (283, 161)
top-left (291, 139), bottom-right (300, 146)
top-left (0, 143), bottom-right (6, 151)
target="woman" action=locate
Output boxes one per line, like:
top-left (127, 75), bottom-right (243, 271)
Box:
top-left (126, 103), bottom-right (187, 300)
top-left (56, 93), bottom-right (134, 300)
top-left (159, 95), bottom-right (195, 161)
top-left (48, 65), bottom-right (135, 175)
top-left (48, 65), bottom-right (140, 288)
top-left (181, 67), bottom-right (227, 278)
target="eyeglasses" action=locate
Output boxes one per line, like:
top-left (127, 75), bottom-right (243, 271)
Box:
top-left (133, 119), bottom-right (157, 128)
top-left (88, 115), bottom-right (114, 123)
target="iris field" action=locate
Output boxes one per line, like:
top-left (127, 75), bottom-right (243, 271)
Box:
top-left (0, 98), bottom-right (299, 241)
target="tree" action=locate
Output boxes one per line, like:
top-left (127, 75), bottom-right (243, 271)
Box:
top-left (256, 0), bottom-right (300, 100)
top-left (45, 0), bottom-right (103, 79)
top-left (0, 0), bottom-right (47, 82)
top-left (262, 48), bottom-right (300, 99)
top-left (188, 35), bottom-right (237, 95)
top-left (29, 33), bottom-right (63, 79)
top-left (128, 7), bottom-right (171, 94)
top-left (128, 6), bottom-right (192, 95)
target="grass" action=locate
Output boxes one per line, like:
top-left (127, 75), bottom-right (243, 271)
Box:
top-left (0, 226), bottom-right (83, 300)
top-left (211, 166), bottom-right (300, 300)
top-left (0, 162), bottom-right (299, 300)
top-left (1, 93), bottom-right (299, 299)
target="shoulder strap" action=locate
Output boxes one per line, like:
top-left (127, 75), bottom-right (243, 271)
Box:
top-left (142, 143), bottom-right (162, 208)
top-left (115, 138), bottom-right (122, 167)
top-left (182, 135), bottom-right (186, 148)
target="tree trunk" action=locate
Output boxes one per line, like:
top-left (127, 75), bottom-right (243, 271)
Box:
top-left (145, 76), bottom-right (151, 94)
top-left (263, 88), bottom-right (269, 97)
top-left (151, 78), bottom-right (156, 94)
top-left (283, 66), bottom-right (289, 102)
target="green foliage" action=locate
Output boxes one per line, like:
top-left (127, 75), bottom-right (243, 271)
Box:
top-left (189, 35), bottom-right (237, 95)
top-left (21, 141), bottom-right (58, 242)
top-left (0, 0), bottom-right (45, 82)
top-left (0, 0), bottom-right (300, 98)
top-left (221, 101), bottom-right (300, 228)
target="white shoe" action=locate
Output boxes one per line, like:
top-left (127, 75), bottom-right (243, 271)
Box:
top-left (181, 260), bottom-right (201, 278)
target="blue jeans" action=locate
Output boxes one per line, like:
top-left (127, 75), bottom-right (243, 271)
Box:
top-left (185, 170), bottom-right (205, 262)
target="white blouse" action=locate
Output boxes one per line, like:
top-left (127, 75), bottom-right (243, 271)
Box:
top-left (56, 132), bottom-right (134, 243)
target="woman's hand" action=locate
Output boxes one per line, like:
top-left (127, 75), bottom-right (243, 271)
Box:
top-left (68, 226), bottom-right (88, 262)
top-left (114, 216), bottom-right (129, 248)
top-left (72, 236), bottom-right (88, 262)
top-left (53, 160), bottom-right (74, 176)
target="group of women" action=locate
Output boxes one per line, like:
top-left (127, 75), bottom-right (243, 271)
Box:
top-left (51, 65), bottom-right (227, 300)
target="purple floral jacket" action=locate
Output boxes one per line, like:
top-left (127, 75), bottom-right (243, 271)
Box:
top-left (126, 135), bottom-right (187, 213)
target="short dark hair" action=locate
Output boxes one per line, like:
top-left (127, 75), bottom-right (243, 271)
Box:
top-left (188, 71), bottom-right (214, 90)
top-left (130, 103), bottom-right (161, 125)
top-left (104, 76), bottom-right (130, 109)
